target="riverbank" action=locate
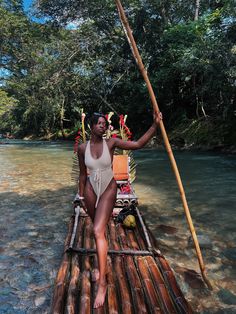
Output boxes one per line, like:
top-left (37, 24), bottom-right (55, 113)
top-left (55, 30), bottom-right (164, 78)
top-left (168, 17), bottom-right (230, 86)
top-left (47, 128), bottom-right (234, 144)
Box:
top-left (1, 134), bottom-right (235, 155)
top-left (148, 135), bottom-right (236, 154)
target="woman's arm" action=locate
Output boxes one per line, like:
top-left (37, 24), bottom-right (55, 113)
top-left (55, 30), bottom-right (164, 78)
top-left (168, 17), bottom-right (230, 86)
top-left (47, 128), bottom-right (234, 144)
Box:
top-left (77, 144), bottom-right (87, 197)
top-left (112, 112), bottom-right (162, 151)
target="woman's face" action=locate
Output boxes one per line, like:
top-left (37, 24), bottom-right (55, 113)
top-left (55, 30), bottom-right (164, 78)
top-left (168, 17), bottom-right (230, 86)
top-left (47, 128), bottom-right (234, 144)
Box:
top-left (92, 117), bottom-right (107, 136)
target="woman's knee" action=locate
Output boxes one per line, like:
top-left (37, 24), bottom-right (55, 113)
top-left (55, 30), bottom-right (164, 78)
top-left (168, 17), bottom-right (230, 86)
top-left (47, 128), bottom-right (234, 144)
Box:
top-left (93, 224), bottom-right (105, 239)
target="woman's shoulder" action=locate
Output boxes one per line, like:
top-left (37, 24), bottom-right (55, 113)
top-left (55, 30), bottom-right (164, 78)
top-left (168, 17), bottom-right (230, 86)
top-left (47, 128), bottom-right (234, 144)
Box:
top-left (78, 141), bottom-right (88, 153)
top-left (105, 137), bottom-right (116, 147)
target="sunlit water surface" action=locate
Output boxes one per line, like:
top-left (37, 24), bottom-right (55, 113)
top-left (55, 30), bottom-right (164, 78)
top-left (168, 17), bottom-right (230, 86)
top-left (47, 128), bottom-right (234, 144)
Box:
top-left (0, 140), bottom-right (235, 313)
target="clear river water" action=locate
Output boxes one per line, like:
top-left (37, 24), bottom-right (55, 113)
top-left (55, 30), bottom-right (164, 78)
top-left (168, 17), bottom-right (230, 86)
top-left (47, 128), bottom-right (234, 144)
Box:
top-left (0, 140), bottom-right (235, 313)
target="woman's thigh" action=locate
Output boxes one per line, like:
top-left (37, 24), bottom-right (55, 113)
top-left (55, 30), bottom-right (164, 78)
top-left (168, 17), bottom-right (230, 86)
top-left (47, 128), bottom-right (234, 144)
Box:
top-left (93, 179), bottom-right (117, 230)
top-left (84, 178), bottom-right (97, 221)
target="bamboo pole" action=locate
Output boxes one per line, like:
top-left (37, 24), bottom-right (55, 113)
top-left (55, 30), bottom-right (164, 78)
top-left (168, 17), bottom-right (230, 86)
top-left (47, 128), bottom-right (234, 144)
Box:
top-left (69, 205), bottom-right (80, 249)
top-left (79, 220), bottom-right (92, 313)
top-left (70, 247), bottom-right (153, 256)
top-left (65, 254), bottom-right (80, 314)
top-left (66, 217), bottom-right (84, 313)
top-left (136, 256), bottom-right (162, 313)
top-left (81, 112), bottom-right (86, 143)
top-left (52, 216), bottom-right (74, 313)
top-left (156, 255), bottom-right (193, 313)
top-left (51, 253), bottom-right (71, 314)
top-left (126, 229), bottom-right (162, 312)
top-left (109, 220), bottom-right (133, 314)
top-left (115, 0), bottom-right (212, 290)
top-left (64, 215), bottom-right (76, 252)
top-left (118, 224), bottom-right (147, 313)
top-left (135, 206), bottom-right (153, 251)
top-left (106, 255), bottom-right (119, 313)
top-left (126, 224), bottom-right (174, 312)
top-left (145, 256), bottom-right (177, 313)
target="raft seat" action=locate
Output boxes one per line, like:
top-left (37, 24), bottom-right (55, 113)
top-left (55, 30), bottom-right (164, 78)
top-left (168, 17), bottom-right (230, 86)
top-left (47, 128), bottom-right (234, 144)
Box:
top-left (113, 154), bottom-right (138, 208)
top-left (113, 154), bottom-right (129, 182)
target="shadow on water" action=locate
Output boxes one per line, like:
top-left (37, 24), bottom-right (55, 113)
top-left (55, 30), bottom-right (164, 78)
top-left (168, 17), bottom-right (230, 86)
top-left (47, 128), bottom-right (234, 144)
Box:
top-left (0, 186), bottom-right (74, 314)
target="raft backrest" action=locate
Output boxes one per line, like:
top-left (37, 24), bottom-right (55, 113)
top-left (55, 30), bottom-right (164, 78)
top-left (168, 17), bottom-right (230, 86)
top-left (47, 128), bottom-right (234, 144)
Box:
top-left (113, 155), bottom-right (129, 182)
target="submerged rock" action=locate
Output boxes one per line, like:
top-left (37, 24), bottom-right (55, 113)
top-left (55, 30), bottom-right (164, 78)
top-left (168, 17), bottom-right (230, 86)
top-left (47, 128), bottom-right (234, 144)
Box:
top-left (157, 224), bottom-right (178, 234)
top-left (217, 289), bottom-right (236, 305)
top-left (175, 266), bottom-right (206, 289)
top-left (222, 247), bottom-right (236, 262)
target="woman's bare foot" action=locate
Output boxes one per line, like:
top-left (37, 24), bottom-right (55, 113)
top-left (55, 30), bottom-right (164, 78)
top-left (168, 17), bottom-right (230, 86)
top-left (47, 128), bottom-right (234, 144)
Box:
top-left (93, 281), bottom-right (107, 308)
top-left (91, 268), bottom-right (100, 282)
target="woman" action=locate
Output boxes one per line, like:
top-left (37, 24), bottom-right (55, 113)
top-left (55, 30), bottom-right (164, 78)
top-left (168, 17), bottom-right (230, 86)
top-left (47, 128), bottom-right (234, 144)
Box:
top-left (77, 111), bottom-right (162, 308)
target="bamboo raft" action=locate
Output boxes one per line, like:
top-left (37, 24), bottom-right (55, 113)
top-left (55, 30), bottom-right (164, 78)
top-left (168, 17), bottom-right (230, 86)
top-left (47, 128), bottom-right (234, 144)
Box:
top-left (52, 204), bottom-right (193, 313)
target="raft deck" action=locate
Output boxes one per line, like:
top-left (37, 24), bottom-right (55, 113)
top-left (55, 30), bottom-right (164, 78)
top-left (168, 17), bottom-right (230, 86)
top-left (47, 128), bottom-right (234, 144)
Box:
top-left (52, 207), bottom-right (193, 313)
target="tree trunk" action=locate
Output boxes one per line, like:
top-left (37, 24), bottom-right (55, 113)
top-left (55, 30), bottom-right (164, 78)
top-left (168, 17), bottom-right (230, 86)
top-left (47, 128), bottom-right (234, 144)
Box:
top-left (194, 0), bottom-right (200, 21)
top-left (60, 95), bottom-right (66, 139)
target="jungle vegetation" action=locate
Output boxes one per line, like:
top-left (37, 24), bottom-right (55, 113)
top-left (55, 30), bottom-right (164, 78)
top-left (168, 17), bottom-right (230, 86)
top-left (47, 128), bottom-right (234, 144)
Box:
top-left (0, 0), bottom-right (235, 148)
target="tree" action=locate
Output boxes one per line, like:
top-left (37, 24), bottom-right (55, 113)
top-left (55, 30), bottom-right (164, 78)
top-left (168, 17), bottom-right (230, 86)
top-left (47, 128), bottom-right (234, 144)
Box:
top-left (0, 0), bottom-right (235, 147)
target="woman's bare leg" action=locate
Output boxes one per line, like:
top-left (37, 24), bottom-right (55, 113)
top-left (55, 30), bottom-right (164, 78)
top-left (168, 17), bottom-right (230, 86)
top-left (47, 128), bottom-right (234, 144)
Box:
top-left (93, 179), bottom-right (117, 308)
top-left (84, 179), bottom-right (97, 221)
top-left (84, 179), bottom-right (100, 281)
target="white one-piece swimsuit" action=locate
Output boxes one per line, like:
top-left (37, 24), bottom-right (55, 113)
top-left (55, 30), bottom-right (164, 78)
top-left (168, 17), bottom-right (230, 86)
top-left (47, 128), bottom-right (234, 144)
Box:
top-left (85, 139), bottom-right (114, 208)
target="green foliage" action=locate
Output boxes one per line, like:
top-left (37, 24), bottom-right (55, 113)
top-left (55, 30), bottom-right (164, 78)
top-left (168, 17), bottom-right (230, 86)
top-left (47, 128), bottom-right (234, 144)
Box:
top-left (0, 89), bottom-right (18, 131)
top-left (0, 0), bottom-right (235, 148)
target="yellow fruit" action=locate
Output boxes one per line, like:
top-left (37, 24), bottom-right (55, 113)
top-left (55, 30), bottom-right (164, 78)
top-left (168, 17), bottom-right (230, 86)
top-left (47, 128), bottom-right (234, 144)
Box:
top-left (123, 215), bottom-right (136, 228)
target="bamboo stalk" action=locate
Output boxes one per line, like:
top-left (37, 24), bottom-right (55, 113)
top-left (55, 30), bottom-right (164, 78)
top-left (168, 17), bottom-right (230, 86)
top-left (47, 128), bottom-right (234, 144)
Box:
top-left (145, 255), bottom-right (177, 313)
top-left (118, 224), bottom-right (147, 313)
top-left (75, 217), bottom-right (85, 250)
top-left (79, 270), bottom-right (91, 314)
top-left (136, 256), bottom-right (162, 313)
top-left (115, 0), bottom-right (212, 290)
top-left (134, 220), bottom-right (146, 250)
top-left (126, 227), bottom-right (166, 312)
top-left (135, 206), bottom-right (153, 250)
top-left (70, 247), bottom-right (153, 256)
top-left (66, 217), bottom-right (88, 313)
top-left (51, 253), bottom-right (71, 314)
top-left (126, 223), bottom-right (161, 313)
top-left (64, 215), bottom-right (76, 252)
top-left (83, 217), bottom-right (93, 272)
top-left (127, 211), bottom-right (178, 311)
top-left (136, 213), bottom-right (163, 256)
top-left (65, 254), bottom-right (80, 314)
top-left (69, 205), bottom-right (80, 249)
top-left (156, 256), bottom-right (193, 313)
top-left (109, 220), bottom-right (133, 314)
top-left (106, 255), bottom-right (119, 313)
top-left (126, 229), bottom-right (159, 312)
top-left (79, 219), bottom-right (92, 313)
top-left (81, 112), bottom-right (86, 143)
top-left (52, 215), bottom-right (75, 313)
top-left (126, 230), bottom-right (139, 250)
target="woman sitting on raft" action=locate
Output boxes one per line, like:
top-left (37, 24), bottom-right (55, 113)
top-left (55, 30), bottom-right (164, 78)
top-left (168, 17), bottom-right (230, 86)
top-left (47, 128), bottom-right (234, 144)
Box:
top-left (77, 111), bottom-right (162, 308)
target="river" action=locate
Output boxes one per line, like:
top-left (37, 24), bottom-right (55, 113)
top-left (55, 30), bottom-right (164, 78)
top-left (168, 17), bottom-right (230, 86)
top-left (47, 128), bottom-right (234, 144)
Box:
top-left (0, 140), bottom-right (235, 313)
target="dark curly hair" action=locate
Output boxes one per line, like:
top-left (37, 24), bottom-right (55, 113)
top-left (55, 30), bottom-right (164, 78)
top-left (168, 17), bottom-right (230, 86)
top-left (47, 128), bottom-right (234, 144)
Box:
top-left (90, 113), bottom-right (109, 129)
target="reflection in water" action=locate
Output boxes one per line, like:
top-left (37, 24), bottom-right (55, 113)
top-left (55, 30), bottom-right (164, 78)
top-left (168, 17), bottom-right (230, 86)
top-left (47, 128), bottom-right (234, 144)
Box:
top-left (0, 142), bottom-right (235, 313)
